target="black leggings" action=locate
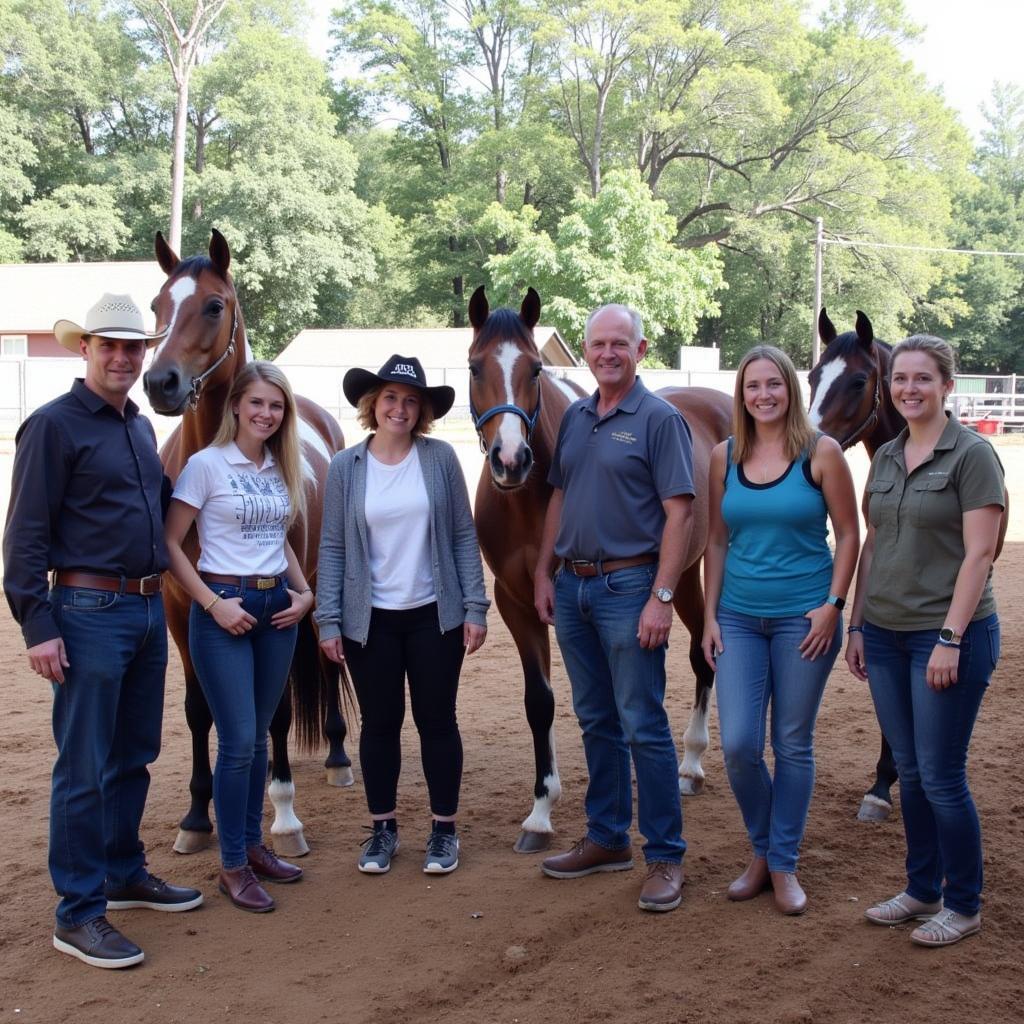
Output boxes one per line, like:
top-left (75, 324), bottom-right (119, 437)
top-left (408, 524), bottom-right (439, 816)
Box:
top-left (343, 604), bottom-right (465, 817)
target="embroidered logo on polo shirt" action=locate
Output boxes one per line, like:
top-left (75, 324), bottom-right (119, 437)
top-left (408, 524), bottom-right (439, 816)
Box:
top-left (611, 430), bottom-right (637, 445)
top-left (393, 363), bottom-right (417, 378)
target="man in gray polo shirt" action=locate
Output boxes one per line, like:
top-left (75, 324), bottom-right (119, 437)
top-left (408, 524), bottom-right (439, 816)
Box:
top-left (534, 303), bottom-right (695, 913)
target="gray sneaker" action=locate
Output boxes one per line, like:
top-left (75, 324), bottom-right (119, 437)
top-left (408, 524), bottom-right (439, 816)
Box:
top-left (423, 829), bottom-right (459, 874)
top-left (358, 826), bottom-right (399, 874)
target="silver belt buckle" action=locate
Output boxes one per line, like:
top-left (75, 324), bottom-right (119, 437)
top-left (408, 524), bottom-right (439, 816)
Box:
top-left (139, 573), bottom-right (162, 596)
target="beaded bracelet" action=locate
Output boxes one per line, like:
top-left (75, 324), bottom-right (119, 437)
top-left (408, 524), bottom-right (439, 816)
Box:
top-left (846, 624), bottom-right (864, 634)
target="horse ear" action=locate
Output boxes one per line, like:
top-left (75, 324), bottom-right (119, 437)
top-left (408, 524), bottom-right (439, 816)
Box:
top-left (468, 285), bottom-right (489, 329)
top-left (209, 228), bottom-right (231, 278)
top-left (155, 231), bottom-right (179, 275)
top-left (818, 307), bottom-right (837, 345)
top-left (520, 287), bottom-right (541, 329)
top-left (854, 310), bottom-right (874, 348)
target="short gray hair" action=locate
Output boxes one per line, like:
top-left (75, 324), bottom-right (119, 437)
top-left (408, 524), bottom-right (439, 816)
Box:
top-left (585, 303), bottom-right (644, 344)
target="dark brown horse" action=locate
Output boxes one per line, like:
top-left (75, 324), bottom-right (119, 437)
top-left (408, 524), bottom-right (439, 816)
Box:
top-left (468, 286), bottom-right (732, 851)
top-left (144, 229), bottom-right (351, 856)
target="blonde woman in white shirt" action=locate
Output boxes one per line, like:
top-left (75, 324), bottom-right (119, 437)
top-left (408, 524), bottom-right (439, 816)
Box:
top-left (166, 362), bottom-right (313, 914)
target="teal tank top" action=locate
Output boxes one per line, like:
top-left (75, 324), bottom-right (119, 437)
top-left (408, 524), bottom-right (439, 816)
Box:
top-left (719, 440), bottom-right (833, 617)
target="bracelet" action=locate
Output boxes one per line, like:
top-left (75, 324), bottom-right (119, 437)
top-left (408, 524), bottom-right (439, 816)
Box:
top-left (203, 594), bottom-right (221, 614)
top-left (300, 587), bottom-right (313, 596)
top-left (846, 625), bottom-right (864, 634)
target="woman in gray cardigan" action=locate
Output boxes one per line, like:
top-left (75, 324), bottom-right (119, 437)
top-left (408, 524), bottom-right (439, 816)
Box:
top-left (316, 355), bottom-right (489, 876)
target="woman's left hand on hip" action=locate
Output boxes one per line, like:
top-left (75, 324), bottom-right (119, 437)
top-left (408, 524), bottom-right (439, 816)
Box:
top-left (273, 588), bottom-right (314, 629)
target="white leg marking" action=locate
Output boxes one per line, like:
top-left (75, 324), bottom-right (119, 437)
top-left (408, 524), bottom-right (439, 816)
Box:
top-left (679, 697), bottom-right (710, 796)
top-left (521, 728), bottom-right (561, 834)
top-left (152, 276), bottom-right (197, 359)
top-left (808, 355), bottom-right (846, 428)
top-left (267, 779), bottom-right (304, 837)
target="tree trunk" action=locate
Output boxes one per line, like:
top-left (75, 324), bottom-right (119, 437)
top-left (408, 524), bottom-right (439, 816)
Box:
top-left (169, 73), bottom-right (190, 253)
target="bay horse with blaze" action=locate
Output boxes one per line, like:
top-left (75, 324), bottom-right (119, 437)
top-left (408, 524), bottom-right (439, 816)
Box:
top-left (144, 228), bottom-right (351, 856)
top-left (468, 286), bottom-right (732, 851)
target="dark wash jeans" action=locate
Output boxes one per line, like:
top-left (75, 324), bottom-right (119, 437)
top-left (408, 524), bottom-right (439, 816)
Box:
top-left (49, 586), bottom-right (167, 928)
top-left (864, 613), bottom-right (1000, 916)
top-left (189, 581), bottom-right (297, 869)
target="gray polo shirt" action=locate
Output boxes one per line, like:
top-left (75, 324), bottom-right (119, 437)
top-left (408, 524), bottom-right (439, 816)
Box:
top-left (549, 377), bottom-right (695, 561)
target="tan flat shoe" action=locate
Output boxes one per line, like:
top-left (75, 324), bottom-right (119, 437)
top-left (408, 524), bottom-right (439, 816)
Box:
top-left (770, 871), bottom-right (807, 915)
top-left (727, 856), bottom-right (770, 902)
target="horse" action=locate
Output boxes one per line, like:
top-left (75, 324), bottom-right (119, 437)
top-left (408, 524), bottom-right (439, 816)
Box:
top-left (467, 286), bottom-right (732, 852)
top-left (143, 228), bottom-right (352, 857)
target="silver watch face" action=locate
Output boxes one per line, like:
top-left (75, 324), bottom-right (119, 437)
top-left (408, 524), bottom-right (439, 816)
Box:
top-left (655, 587), bottom-right (673, 604)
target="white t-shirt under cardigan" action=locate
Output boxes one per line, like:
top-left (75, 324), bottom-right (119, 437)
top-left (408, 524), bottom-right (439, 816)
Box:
top-left (172, 441), bottom-right (290, 576)
top-left (365, 446), bottom-right (436, 609)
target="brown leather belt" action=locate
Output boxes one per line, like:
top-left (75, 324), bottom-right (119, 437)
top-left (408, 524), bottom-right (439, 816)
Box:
top-left (200, 572), bottom-right (283, 590)
top-left (53, 571), bottom-right (163, 596)
top-left (562, 555), bottom-right (656, 578)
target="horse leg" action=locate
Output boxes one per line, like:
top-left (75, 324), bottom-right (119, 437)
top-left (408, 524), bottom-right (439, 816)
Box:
top-left (672, 563), bottom-right (715, 796)
top-left (494, 582), bottom-right (560, 854)
top-left (174, 668), bottom-right (215, 853)
top-left (857, 733), bottom-right (897, 822)
top-left (322, 654), bottom-right (354, 788)
top-left (267, 688), bottom-right (309, 857)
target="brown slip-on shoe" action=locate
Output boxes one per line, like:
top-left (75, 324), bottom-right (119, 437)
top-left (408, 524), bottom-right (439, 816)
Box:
top-left (219, 865), bottom-right (275, 913)
top-left (247, 844), bottom-right (303, 884)
top-left (727, 856), bottom-right (770, 902)
top-left (771, 871), bottom-right (807, 915)
top-left (540, 836), bottom-right (633, 879)
top-left (638, 861), bottom-right (684, 912)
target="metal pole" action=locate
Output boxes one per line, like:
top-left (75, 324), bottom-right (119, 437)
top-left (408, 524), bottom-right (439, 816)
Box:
top-left (812, 217), bottom-right (824, 366)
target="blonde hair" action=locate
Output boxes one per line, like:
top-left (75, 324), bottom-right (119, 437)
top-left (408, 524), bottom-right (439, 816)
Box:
top-left (213, 361), bottom-right (307, 525)
top-left (355, 383), bottom-right (436, 436)
top-left (891, 334), bottom-right (956, 383)
top-left (732, 345), bottom-right (816, 463)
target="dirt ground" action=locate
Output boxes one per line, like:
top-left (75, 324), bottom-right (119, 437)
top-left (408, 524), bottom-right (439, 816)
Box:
top-left (0, 438), bottom-right (1022, 1024)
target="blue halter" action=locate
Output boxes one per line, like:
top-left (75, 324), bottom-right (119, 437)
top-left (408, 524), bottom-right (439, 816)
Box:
top-left (469, 384), bottom-right (542, 455)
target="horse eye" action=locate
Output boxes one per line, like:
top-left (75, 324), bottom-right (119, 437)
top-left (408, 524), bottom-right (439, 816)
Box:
top-left (205, 300), bottom-right (224, 317)
top-left (469, 365), bottom-right (480, 379)
top-left (531, 364), bottom-right (542, 379)
top-left (150, 300), bottom-right (157, 313)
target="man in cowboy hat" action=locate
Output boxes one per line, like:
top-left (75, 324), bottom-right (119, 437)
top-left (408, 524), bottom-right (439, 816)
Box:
top-left (3, 293), bottom-right (203, 970)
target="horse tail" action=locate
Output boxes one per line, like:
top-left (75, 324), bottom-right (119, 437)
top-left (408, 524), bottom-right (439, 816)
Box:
top-left (289, 613), bottom-right (353, 754)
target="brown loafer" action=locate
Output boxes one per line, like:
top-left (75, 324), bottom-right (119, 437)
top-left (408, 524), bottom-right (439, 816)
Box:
top-left (638, 861), bottom-right (684, 913)
top-left (218, 866), bottom-right (275, 913)
top-left (771, 871), bottom-right (807, 916)
top-left (540, 836), bottom-right (633, 879)
top-left (247, 844), bottom-right (303, 884)
top-left (727, 856), bottom-right (770, 902)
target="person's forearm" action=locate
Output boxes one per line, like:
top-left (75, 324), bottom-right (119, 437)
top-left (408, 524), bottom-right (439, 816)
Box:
top-left (166, 540), bottom-right (218, 610)
top-left (828, 528), bottom-right (859, 602)
top-left (284, 542), bottom-right (309, 593)
top-left (655, 498), bottom-right (693, 592)
top-left (943, 551), bottom-right (996, 633)
top-left (848, 532), bottom-right (874, 627)
top-left (702, 537), bottom-right (726, 616)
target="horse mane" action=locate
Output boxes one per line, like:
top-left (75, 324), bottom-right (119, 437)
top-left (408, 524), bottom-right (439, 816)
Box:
top-left (169, 254), bottom-right (229, 283)
top-left (469, 306), bottom-right (538, 355)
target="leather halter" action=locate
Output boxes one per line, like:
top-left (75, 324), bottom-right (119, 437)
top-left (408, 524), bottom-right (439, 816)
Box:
top-left (837, 369), bottom-right (882, 450)
top-left (187, 306), bottom-right (238, 411)
top-left (469, 381), bottom-right (542, 455)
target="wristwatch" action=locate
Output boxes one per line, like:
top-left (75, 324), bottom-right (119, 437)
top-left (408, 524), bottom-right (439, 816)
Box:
top-left (826, 594), bottom-right (846, 611)
top-left (653, 587), bottom-right (674, 604)
top-left (938, 627), bottom-right (962, 644)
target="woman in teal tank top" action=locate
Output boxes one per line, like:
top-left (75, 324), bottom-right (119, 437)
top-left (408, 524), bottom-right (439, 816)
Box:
top-left (702, 346), bottom-right (859, 915)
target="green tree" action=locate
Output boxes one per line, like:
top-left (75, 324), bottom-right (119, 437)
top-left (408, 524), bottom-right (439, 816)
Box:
top-left (19, 183), bottom-right (131, 260)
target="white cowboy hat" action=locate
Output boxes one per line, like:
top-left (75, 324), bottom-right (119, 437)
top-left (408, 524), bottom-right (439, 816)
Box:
top-left (53, 292), bottom-right (168, 352)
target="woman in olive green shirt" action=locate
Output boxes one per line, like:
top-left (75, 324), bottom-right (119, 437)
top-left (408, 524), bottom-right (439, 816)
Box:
top-left (846, 334), bottom-right (1004, 949)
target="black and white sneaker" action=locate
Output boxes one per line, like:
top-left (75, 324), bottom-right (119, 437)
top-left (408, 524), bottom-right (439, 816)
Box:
top-left (53, 916), bottom-right (144, 969)
top-left (423, 829), bottom-right (459, 874)
top-left (359, 825), bottom-right (400, 873)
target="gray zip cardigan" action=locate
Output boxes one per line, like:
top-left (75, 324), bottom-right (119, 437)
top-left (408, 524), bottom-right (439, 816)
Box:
top-left (314, 435), bottom-right (489, 645)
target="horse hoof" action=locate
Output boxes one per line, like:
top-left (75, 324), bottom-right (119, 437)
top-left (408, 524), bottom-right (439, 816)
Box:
top-left (513, 830), bottom-right (552, 854)
top-left (856, 795), bottom-right (893, 823)
top-left (326, 765), bottom-right (355, 788)
top-left (272, 831), bottom-right (310, 858)
top-left (679, 775), bottom-right (705, 797)
top-left (173, 829), bottom-right (212, 855)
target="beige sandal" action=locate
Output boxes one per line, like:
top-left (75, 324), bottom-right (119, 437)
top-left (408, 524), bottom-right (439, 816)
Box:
top-left (910, 909), bottom-right (981, 947)
top-left (864, 891), bottom-right (942, 925)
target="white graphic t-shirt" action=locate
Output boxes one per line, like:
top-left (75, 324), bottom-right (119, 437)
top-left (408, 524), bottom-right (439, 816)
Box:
top-left (173, 441), bottom-right (290, 576)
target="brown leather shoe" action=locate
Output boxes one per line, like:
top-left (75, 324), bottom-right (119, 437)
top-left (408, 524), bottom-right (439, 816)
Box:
top-left (540, 836), bottom-right (633, 879)
top-left (771, 871), bottom-right (807, 915)
top-left (638, 861), bottom-right (684, 912)
top-left (727, 855), bottom-right (770, 902)
top-left (218, 865), bottom-right (275, 913)
top-left (247, 843), bottom-right (303, 884)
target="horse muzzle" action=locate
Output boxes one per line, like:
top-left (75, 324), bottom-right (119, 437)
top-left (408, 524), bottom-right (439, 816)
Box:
top-left (143, 366), bottom-right (191, 416)
top-left (488, 440), bottom-right (534, 490)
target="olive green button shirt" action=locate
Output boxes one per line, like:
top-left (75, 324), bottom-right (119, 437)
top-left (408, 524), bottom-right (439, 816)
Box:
top-left (864, 415), bottom-right (1005, 630)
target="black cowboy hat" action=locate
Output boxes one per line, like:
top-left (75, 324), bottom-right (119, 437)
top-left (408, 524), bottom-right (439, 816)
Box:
top-left (343, 354), bottom-right (455, 419)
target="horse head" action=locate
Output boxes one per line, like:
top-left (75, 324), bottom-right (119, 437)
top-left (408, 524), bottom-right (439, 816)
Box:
top-left (808, 308), bottom-right (899, 452)
top-left (467, 285), bottom-right (543, 490)
top-left (144, 228), bottom-right (244, 416)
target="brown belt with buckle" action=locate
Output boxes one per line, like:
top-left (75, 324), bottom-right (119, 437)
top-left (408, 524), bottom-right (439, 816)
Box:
top-left (53, 571), bottom-right (163, 596)
top-left (562, 555), bottom-right (656, 578)
top-left (200, 572), bottom-right (283, 590)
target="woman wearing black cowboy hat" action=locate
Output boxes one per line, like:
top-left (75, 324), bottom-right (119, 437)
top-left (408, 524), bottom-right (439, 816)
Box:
top-left (315, 355), bottom-right (489, 875)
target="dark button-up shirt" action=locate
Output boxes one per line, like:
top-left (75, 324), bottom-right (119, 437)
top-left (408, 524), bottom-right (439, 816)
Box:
top-left (3, 379), bottom-right (169, 647)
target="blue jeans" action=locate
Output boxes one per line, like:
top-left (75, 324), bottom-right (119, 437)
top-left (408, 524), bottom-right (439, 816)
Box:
top-left (49, 586), bottom-right (167, 928)
top-left (554, 564), bottom-right (684, 864)
top-left (189, 581), bottom-right (297, 869)
top-left (714, 607), bottom-right (841, 873)
top-left (864, 613), bottom-right (999, 915)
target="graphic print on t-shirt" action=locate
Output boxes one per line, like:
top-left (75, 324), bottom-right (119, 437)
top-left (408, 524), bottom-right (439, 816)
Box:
top-left (228, 470), bottom-right (289, 551)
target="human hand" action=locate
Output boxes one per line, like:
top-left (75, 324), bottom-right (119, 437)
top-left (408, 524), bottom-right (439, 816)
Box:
top-left (272, 588), bottom-right (314, 629)
top-left (800, 604), bottom-right (839, 660)
top-left (28, 637), bottom-right (69, 684)
top-left (638, 596), bottom-right (673, 650)
top-left (210, 596), bottom-right (257, 635)
top-left (926, 642), bottom-right (960, 690)
top-left (319, 636), bottom-right (345, 664)
top-left (845, 632), bottom-right (868, 681)
top-left (701, 618), bottom-right (723, 670)
top-left (534, 575), bottom-right (555, 625)
top-left (463, 622), bottom-right (487, 655)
